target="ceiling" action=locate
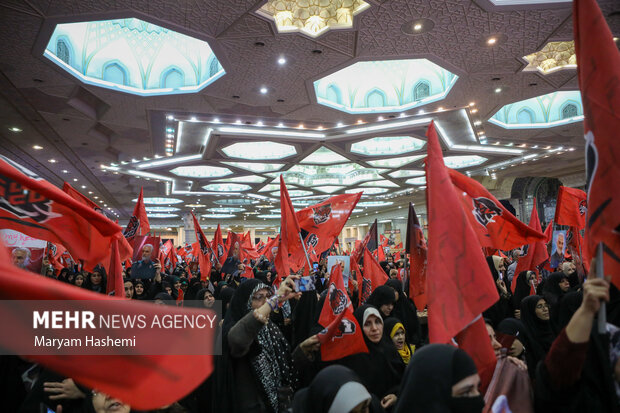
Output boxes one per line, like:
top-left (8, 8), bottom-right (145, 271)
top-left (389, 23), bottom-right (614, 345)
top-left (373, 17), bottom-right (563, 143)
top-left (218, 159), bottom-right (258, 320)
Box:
top-left (0, 0), bottom-right (618, 227)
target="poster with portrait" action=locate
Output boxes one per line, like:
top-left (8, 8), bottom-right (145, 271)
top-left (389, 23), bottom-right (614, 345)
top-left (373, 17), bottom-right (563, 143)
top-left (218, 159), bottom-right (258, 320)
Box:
top-left (383, 230), bottom-right (402, 253)
top-left (1, 229), bottom-right (46, 273)
top-left (130, 235), bottom-right (161, 279)
top-left (327, 255), bottom-right (351, 287)
top-left (550, 230), bottom-right (567, 269)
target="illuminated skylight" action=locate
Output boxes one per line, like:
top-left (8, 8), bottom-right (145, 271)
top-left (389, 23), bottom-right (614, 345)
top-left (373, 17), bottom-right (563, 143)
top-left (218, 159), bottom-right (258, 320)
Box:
top-left (351, 136), bottom-right (425, 156)
top-left (186, 204), bottom-right (206, 207)
top-left (170, 165), bottom-right (232, 178)
top-left (213, 175), bottom-right (267, 183)
top-left (140, 197), bottom-right (183, 204)
top-left (360, 180), bottom-right (399, 188)
top-left (148, 213), bottom-right (178, 218)
top-left (489, 91), bottom-right (583, 129)
top-left (259, 184), bottom-right (297, 192)
top-left (145, 206), bottom-right (180, 212)
top-left (214, 198), bottom-right (258, 206)
top-left (346, 187), bottom-right (388, 194)
top-left (523, 41), bottom-right (575, 75)
top-left (207, 207), bottom-right (245, 213)
top-left (222, 162), bottom-right (284, 173)
top-left (443, 155), bottom-right (487, 169)
top-left (301, 146), bottom-right (348, 164)
top-left (257, 0), bottom-right (370, 38)
top-left (280, 163), bottom-right (384, 186)
top-left (44, 18), bottom-right (224, 96)
top-left (315, 186), bottom-right (345, 194)
top-left (202, 214), bottom-right (236, 219)
top-left (314, 59), bottom-right (458, 114)
top-left (221, 141), bottom-right (297, 160)
top-left (358, 201), bottom-right (393, 207)
top-left (203, 183), bottom-right (252, 192)
top-left (258, 215), bottom-right (281, 219)
top-left (388, 169), bottom-right (425, 178)
top-left (271, 190), bottom-right (314, 197)
top-left (366, 155), bottom-right (425, 168)
top-left (406, 177), bottom-right (426, 185)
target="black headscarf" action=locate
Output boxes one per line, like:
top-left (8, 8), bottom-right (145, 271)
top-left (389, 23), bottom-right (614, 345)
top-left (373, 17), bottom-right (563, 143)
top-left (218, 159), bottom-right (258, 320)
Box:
top-left (483, 256), bottom-right (513, 327)
top-left (394, 344), bottom-right (482, 413)
top-left (542, 272), bottom-right (569, 307)
top-left (512, 271), bottom-right (533, 309)
top-left (133, 280), bottom-right (148, 300)
top-left (292, 290), bottom-right (319, 348)
top-left (335, 304), bottom-right (403, 398)
top-left (292, 365), bottom-right (372, 413)
top-left (366, 286), bottom-right (396, 318)
top-left (520, 295), bottom-right (555, 364)
top-left (385, 279), bottom-right (422, 345)
top-left (497, 317), bottom-right (538, 378)
top-left (221, 279), bottom-right (297, 413)
top-left (555, 291), bottom-right (583, 333)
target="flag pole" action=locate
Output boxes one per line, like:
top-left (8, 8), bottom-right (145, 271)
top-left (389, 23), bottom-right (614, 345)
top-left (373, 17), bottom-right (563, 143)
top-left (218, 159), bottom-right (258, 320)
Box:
top-left (596, 242), bottom-right (606, 334)
top-left (298, 232), bottom-right (313, 272)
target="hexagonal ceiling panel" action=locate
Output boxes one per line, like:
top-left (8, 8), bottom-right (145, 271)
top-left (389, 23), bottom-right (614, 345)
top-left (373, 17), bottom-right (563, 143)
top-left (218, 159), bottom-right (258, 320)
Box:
top-left (221, 141), bottom-right (297, 160)
top-left (257, 0), bottom-right (370, 38)
top-left (523, 41), bottom-right (575, 75)
top-left (212, 175), bottom-right (267, 183)
top-left (300, 146), bottom-right (348, 164)
top-left (366, 155), bottom-right (425, 168)
top-left (203, 183), bottom-right (252, 192)
top-left (170, 165), bottom-right (232, 178)
top-left (313, 59), bottom-right (458, 114)
top-left (277, 163), bottom-right (384, 186)
top-left (489, 91), bottom-right (583, 129)
top-left (351, 136), bottom-right (425, 156)
top-left (44, 18), bottom-right (224, 96)
top-left (222, 162), bottom-right (285, 173)
top-left (388, 170), bottom-right (425, 178)
top-left (443, 156), bottom-right (487, 169)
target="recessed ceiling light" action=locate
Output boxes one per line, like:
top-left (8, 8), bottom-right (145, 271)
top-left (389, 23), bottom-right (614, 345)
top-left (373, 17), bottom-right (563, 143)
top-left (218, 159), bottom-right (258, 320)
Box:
top-left (471, 108), bottom-right (478, 113)
top-left (337, 122), bottom-right (343, 127)
top-left (437, 107), bottom-right (444, 111)
top-left (190, 116), bottom-right (197, 122)
top-left (256, 120), bottom-right (264, 126)
top-left (48, 159), bottom-right (56, 163)
top-left (357, 119), bottom-right (363, 124)
top-left (213, 117), bottom-right (220, 123)
top-left (33, 145), bottom-right (43, 150)
top-left (8, 127), bottom-right (22, 132)
top-left (62, 169), bottom-right (68, 173)
top-left (487, 37), bottom-right (497, 45)
top-left (474, 120), bottom-right (481, 126)
top-left (495, 88), bottom-right (502, 93)
top-left (81, 185), bottom-right (86, 189)
top-left (260, 87), bottom-right (268, 94)
top-left (277, 122), bottom-right (284, 127)
top-left (378, 116), bottom-right (384, 121)
top-left (167, 115), bottom-right (174, 120)
top-left (235, 119), bottom-right (242, 124)
top-left (73, 178), bottom-right (78, 181)
top-left (469, 102), bottom-right (475, 106)
top-left (94, 196), bottom-right (98, 199)
top-left (88, 191), bottom-right (93, 194)
top-left (298, 124), bottom-right (304, 129)
top-left (278, 57), bottom-right (286, 65)
top-left (413, 23), bottom-right (422, 31)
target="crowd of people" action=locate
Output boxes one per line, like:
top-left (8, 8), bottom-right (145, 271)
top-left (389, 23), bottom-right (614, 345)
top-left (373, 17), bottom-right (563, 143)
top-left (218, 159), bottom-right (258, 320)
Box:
top-left (3, 236), bottom-right (620, 413)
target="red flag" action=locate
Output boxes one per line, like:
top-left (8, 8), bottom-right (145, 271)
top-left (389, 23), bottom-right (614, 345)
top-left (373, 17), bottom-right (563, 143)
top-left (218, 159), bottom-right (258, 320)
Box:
top-left (351, 219), bottom-right (378, 264)
top-left (275, 176), bottom-right (306, 282)
top-left (190, 212), bottom-right (213, 281)
top-left (176, 287), bottom-right (184, 306)
top-left (574, 0), bottom-right (620, 286)
top-left (425, 121), bottom-right (499, 343)
top-left (554, 186), bottom-right (587, 229)
top-left (362, 247), bottom-right (388, 303)
top-left (0, 243), bottom-right (213, 410)
top-left (512, 202), bottom-right (549, 292)
top-left (260, 234), bottom-right (280, 262)
top-left (449, 169), bottom-right (545, 250)
top-left (46, 242), bottom-right (67, 272)
top-left (455, 317), bottom-right (497, 394)
top-left (544, 220), bottom-right (554, 244)
top-left (0, 156), bottom-right (126, 270)
top-left (106, 239), bottom-right (125, 298)
top-left (406, 203), bottom-right (428, 310)
top-left (62, 182), bottom-right (102, 212)
top-left (296, 193), bottom-right (361, 257)
top-left (211, 224), bottom-right (227, 266)
top-left (123, 187), bottom-right (150, 242)
top-left (318, 263), bottom-right (368, 361)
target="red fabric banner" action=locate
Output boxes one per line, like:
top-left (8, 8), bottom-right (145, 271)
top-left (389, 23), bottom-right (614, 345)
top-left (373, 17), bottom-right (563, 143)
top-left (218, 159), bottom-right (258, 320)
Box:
top-left (425, 121), bottom-right (499, 344)
top-left (62, 182), bottom-right (102, 212)
top-left (362, 247), bottom-right (388, 300)
top-left (449, 169), bottom-right (545, 250)
top-left (211, 224), bottom-right (227, 266)
top-left (406, 203), bottom-right (428, 310)
top-left (574, 0), bottom-right (620, 286)
top-left (318, 263), bottom-right (368, 361)
top-left (123, 187), bottom-right (150, 242)
top-left (512, 202), bottom-right (549, 293)
top-left (554, 186), bottom-right (587, 229)
top-left (275, 176), bottom-right (305, 284)
top-left (0, 156), bottom-right (127, 270)
top-left (106, 239), bottom-right (125, 298)
top-left (191, 212), bottom-right (213, 281)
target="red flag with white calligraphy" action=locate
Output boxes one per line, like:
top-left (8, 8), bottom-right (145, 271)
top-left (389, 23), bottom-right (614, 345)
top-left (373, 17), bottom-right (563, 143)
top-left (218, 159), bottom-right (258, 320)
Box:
top-left (554, 186), bottom-right (587, 229)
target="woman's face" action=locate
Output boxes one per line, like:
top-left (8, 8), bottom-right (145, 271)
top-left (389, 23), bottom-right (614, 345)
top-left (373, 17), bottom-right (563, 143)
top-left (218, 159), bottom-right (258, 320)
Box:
top-left (363, 314), bottom-right (383, 344)
top-left (91, 391), bottom-right (130, 413)
top-left (203, 291), bottom-right (215, 308)
top-left (526, 271), bottom-right (536, 284)
top-left (174, 281), bottom-right (181, 291)
top-left (391, 327), bottom-right (406, 350)
top-left (451, 373), bottom-right (481, 398)
top-left (135, 283), bottom-right (144, 295)
top-left (75, 275), bottom-right (84, 286)
top-left (559, 278), bottom-right (570, 292)
top-left (379, 302), bottom-right (394, 317)
top-left (251, 288), bottom-right (271, 310)
top-left (165, 286), bottom-right (172, 296)
top-left (124, 282), bottom-right (134, 299)
top-left (535, 299), bottom-right (550, 320)
top-left (394, 291), bottom-right (399, 302)
top-left (91, 272), bottom-right (102, 285)
top-left (509, 338), bottom-right (524, 357)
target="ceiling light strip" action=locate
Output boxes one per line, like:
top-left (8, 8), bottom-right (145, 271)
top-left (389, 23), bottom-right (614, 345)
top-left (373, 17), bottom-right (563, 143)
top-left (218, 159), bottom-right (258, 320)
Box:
top-left (136, 154), bottom-right (202, 169)
top-left (344, 118), bottom-right (432, 135)
top-left (218, 126), bottom-right (326, 139)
